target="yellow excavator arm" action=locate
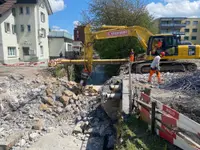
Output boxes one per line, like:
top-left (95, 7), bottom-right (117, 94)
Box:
top-left (82, 24), bottom-right (153, 72)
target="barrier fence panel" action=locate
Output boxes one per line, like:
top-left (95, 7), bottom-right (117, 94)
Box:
top-left (0, 61), bottom-right (47, 67)
top-left (135, 91), bottom-right (200, 150)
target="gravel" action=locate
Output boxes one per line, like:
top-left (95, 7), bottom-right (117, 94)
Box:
top-left (0, 72), bottom-right (115, 150)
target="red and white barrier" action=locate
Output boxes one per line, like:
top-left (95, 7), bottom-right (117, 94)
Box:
top-left (0, 61), bottom-right (47, 67)
top-left (138, 92), bottom-right (200, 150)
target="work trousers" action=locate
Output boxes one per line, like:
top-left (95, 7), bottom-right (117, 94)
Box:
top-left (148, 68), bottom-right (161, 83)
top-left (129, 55), bottom-right (134, 62)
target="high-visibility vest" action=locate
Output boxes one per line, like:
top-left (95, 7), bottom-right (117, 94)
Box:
top-left (130, 52), bottom-right (134, 62)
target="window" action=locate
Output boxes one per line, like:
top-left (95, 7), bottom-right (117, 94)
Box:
top-left (19, 7), bottom-right (23, 14)
top-left (191, 36), bottom-right (197, 40)
top-left (27, 25), bottom-right (31, 32)
top-left (12, 25), bottom-right (16, 34)
top-left (8, 47), bottom-right (16, 57)
top-left (185, 21), bottom-right (190, 25)
top-left (40, 28), bottom-right (46, 38)
top-left (185, 29), bottom-right (189, 32)
top-left (21, 25), bottom-right (24, 32)
top-left (192, 29), bottom-right (197, 32)
top-left (68, 44), bottom-right (72, 51)
top-left (4, 22), bottom-right (10, 33)
top-left (193, 21), bottom-right (198, 25)
top-left (41, 12), bottom-right (45, 22)
top-left (40, 46), bottom-right (44, 57)
top-left (12, 8), bottom-right (16, 16)
top-left (23, 47), bottom-right (30, 55)
top-left (26, 7), bottom-right (30, 14)
top-left (184, 36), bottom-right (189, 40)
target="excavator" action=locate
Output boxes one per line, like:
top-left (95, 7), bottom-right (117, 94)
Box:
top-left (49, 24), bottom-right (200, 75)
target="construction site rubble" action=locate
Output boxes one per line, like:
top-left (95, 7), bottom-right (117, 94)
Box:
top-left (0, 71), bottom-right (115, 150)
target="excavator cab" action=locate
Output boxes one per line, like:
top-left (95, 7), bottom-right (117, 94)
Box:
top-left (147, 35), bottom-right (179, 56)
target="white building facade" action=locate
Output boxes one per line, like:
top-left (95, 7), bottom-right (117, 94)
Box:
top-left (48, 31), bottom-right (74, 59)
top-left (0, 0), bottom-right (52, 64)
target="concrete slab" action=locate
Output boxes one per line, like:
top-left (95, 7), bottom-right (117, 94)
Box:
top-left (122, 79), bottom-right (130, 114)
top-left (0, 131), bottom-right (23, 150)
top-left (27, 129), bottom-right (82, 150)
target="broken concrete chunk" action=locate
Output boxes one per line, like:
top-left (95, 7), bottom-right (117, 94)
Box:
top-left (41, 96), bottom-right (54, 106)
top-left (55, 90), bottom-right (62, 99)
top-left (73, 122), bottom-right (84, 134)
top-left (39, 104), bottom-right (49, 111)
top-left (63, 90), bottom-right (74, 97)
top-left (29, 133), bottom-right (39, 141)
top-left (0, 131), bottom-right (23, 150)
top-left (60, 95), bottom-right (69, 106)
top-left (72, 94), bottom-right (78, 100)
top-left (56, 107), bottom-right (63, 114)
top-left (19, 139), bottom-right (26, 147)
top-left (46, 88), bottom-right (53, 97)
top-left (32, 119), bottom-right (44, 130)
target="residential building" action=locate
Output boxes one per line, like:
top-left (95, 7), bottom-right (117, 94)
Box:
top-left (0, 0), bottom-right (52, 64)
top-left (181, 18), bottom-right (200, 44)
top-left (154, 17), bottom-right (200, 44)
top-left (48, 31), bottom-right (76, 59)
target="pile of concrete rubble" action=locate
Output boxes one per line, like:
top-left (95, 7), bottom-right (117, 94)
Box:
top-left (0, 74), bottom-right (115, 150)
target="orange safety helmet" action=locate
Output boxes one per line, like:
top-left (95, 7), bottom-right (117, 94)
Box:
top-left (160, 51), bottom-right (165, 57)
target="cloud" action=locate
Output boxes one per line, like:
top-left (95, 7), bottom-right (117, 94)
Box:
top-left (73, 21), bottom-right (81, 28)
top-left (51, 26), bottom-right (69, 32)
top-left (48, 0), bottom-right (65, 13)
top-left (146, 0), bottom-right (200, 18)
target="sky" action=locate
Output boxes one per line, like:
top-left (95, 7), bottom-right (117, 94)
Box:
top-left (48, 0), bottom-right (200, 36)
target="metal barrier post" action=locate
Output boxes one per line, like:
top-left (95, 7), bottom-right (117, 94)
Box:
top-left (151, 101), bottom-right (156, 134)
top-left (129, 62), bottom-right (133, 113)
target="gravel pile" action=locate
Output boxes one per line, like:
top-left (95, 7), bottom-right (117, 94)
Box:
top-left (0, 74), bottom-right (115, 150)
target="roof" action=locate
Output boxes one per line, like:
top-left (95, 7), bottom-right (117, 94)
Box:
top-left (17, 0), bottom-right (53, 15)
top-left (0, 0), bottom-right (16, 17)
top-left (48, 31), bottom-right (73, 40)
top-left (43, 0), bottom-right (53, 15)
top-left (0, 0), bottom-right (52, 17)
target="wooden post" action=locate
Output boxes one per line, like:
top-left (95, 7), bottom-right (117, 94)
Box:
top-left (151, 101), bottom-right (156, 134)
top-left (129, 62), bottom-right (133, 113)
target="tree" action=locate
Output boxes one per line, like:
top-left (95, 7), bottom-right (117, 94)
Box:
top-left (81, 0), bottom-right (157, 77)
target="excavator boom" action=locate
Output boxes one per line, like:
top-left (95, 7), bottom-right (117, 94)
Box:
top-left (92, 25), bottom-right (153, 50)
top-left (78, 24), bottom-right (154, 72)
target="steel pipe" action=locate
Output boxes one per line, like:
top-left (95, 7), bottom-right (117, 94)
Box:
top-left (109, 85), bottom-right (121, 91)
top-left (101, 92), bottom-right (121, 100)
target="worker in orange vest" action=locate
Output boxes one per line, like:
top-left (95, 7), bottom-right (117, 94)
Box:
top-left (129, 49), bottom-right (135, 62)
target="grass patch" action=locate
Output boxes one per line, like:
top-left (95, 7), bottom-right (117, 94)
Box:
top-left (115, 115), bottom-right (168, 150)
top-left (53, 64), bottom-right (67, 78)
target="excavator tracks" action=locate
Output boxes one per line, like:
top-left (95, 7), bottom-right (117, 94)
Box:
top-left (131, 60), bottom-right (198, 74)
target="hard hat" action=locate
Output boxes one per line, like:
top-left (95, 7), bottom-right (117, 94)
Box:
top-left (160, 51), bottom-right (165, 57)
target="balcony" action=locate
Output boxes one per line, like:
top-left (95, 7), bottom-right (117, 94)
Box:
top-left (161, 31), bottom-right (185, 35)
top-left (173, 24), bottom-right (186, 27)
top-left (160, 24), bottom-right (174, 27)
top-left (160, 17), bottom-right (187, 21)
top-left (160, 18), bottom-right (173, 21)
top-left (48, 31), bottom-right (73, 40)
top-left (160, 23), bottom-right (186, 27)
top-left (173, 17), bottom-right (187, 21)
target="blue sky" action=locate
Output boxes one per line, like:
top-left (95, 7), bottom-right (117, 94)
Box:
top-left (48, 0), bottom-right (200, 36)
